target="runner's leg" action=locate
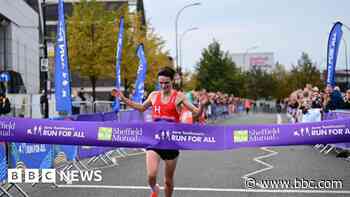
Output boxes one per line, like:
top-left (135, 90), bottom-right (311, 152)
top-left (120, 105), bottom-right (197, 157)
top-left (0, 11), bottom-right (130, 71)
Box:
top-left (146, 150), bottom-right (160, 191)
top-left (164, 158), bottom-right (177, 197)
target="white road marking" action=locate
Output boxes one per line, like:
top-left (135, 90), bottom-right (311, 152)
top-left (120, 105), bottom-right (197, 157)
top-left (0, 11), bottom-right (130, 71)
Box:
top-left (241, 114), bottom-right (281, 188)
top-left (241, 147), bottom-right (278, 188)
top-left (56, 184), bottom-right (350, 194)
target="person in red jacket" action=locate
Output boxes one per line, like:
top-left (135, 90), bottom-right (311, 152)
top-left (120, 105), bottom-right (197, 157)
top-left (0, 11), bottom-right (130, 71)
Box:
top-left (117, 67), bottom-right (207, 197)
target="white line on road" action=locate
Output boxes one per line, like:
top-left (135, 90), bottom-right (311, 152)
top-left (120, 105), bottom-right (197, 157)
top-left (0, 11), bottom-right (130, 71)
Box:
top-left (241, 147), bottom-right (279, 188)
top-left (56, 184), bottom-right (350, 194)
top-left (243, 147), bottom-right (278, 178)
top-left (241, 115), bottom-right (282, 188)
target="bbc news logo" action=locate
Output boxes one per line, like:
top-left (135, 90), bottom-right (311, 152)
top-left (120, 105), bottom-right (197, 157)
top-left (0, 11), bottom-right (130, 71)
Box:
top-left (7, 169), bottom-right (103, 183)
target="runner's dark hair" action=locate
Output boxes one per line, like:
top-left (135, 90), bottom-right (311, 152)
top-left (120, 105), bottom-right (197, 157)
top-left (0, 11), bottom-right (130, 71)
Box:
top-left (158, 67), bottom-right (176, 80)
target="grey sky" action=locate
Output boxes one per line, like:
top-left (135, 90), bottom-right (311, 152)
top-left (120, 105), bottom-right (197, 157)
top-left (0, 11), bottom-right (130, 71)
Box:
top-left (143, 0), bottom-right (350, 72)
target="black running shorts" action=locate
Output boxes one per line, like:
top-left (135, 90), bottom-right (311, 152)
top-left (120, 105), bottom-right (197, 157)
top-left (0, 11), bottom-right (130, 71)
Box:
top-left (147, 149), bottom-right (180, 160)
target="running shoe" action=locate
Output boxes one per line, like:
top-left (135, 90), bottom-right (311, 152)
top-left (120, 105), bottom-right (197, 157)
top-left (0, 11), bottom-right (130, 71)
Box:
top-left (150, 184), bottom-right (160, 197)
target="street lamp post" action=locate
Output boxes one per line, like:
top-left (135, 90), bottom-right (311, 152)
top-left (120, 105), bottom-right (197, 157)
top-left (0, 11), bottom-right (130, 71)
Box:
top-left (179, 27), bottom-right (198, 68)
top-left (40, 0), bottom-right (49, 118)
top-left (175, 2), bottom-right (201, 72)
top-left (340, 23), bottom-right (350, 89)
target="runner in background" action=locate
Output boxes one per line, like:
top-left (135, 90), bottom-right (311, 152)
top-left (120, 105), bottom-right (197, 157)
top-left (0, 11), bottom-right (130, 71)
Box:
top-left (180, 90), bottom-right (208, 124)
top-left (173, 73), bottom-right (193, 124)
top-left (173, 71), bottom-right (207, 124)
top-left (244, 99), bottom-right (252, 114)
top-left (180, 90), bottom-right (194, 124)
top-left (196, 90), bottom-right (208, 124)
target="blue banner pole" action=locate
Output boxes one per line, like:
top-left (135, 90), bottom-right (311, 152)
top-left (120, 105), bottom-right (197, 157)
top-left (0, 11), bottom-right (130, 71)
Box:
top-left (132, 44), bottom-right (148, 103)
top-left (113, 17), bottom-right (125, 112)
top-left (55, 0), bottom-right (72, 114)
top-left (326, 22), bottom-right (343, 87)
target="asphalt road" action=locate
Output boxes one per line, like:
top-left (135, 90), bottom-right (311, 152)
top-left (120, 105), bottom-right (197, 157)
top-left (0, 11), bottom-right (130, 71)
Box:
top-left (7, 113), bottom-right (350, 197)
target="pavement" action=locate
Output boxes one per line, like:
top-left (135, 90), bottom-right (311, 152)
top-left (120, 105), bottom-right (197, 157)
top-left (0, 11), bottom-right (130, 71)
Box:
top-left (5, 113), bottom-right (350, 197)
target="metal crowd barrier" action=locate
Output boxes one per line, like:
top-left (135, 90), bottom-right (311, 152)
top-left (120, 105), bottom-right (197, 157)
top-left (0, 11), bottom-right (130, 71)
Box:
top-left (52, 109), bottom-right (145, 185)
top-left (0, 108), bottom-right (146, 195)
top-left (0, 143), bottom-right (29, 197)
top-left (313, 110), bottom-right (350, 156)
top-left (71, 100), bottom-right (120, 114)
top-left (0, 183), bottom-right (28, 197)
top-left (93, 101), bottom-right (113, 113)
top-left (290, 109), bottom-right (350, 157)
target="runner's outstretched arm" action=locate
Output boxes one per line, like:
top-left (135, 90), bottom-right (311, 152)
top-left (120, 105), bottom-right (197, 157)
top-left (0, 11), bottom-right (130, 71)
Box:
top-left (116, 90), bottom-right (154, 112)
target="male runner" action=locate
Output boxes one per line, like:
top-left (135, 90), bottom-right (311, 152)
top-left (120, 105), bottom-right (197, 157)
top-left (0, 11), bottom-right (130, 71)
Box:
top-left (116, 66), bottom-right (207, 197)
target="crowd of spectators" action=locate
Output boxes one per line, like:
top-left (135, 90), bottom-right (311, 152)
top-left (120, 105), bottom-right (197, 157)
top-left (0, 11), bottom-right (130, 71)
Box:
top-left (184, 90), bottom-right (252, 121)
top-left (286, 83), bottom-right (350, 123)
top-left (286, 84), bottom-right (350, 158)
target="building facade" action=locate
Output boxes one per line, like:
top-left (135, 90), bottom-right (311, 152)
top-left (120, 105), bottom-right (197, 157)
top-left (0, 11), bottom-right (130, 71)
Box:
top-left (0, 0), bottom-right (40, 94)
top-left (25, 0), bottom-right (145, 42)
top-left (231, 52), bottom-right (275, 72)
top-left (322, 69), bottom-right (350, 91)
top-left (24, 0), bottom-right (145, 98)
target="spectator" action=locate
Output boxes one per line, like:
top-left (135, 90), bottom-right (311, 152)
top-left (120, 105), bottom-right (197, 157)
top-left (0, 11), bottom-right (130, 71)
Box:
top-left (78, 88), bottom-right (90, 113)
top-left (343, 89), bottom-right (350, 109)
top-left (71, 90), bottom-right (81, 115)
top-left (109, 89), bottom-right (118, 111)
top-left (109, 89), bottom-right (117, 102)
top-left (287, 97), bottom-right (299, 123)
top-left (0, 93), bottom-right (11, 116)
top-left (40, 90), bottom-right (48, 118)
top-left (324, 85), bottom-right (344, 110)
top-left (300, 91), bottom-right (311, 114)
top-left (322, 88), bottom-right (331, 112)
top-left (83, 92), bottom-right (93, 105)
top-left (275, 100), bottom-right (282, 113)
top-left (78, 88), bottom-right (86, 102)
top-left (311, 87), bottom-right (322, 109)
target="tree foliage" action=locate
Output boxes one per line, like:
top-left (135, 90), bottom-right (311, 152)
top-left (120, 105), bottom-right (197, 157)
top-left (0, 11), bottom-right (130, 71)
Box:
top-left (67, 0), bottom-right (169, 99)
top-left (271, 62), bottom-right (291, 99)
top-left (288, 52), bottom-right (323, 90)
top-left (244, 68), bottom-right (277, 100)
top-left (195, 40), bottom-right (243, 95)
top-left (186, 41), bottom-right (323, 100)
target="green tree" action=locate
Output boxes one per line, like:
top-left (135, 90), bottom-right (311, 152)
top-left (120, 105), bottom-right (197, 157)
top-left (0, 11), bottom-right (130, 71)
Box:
top-left (67, 0), bottom-right (116, 100)
top-left (271, 63), bottom-right (291, 99)
top-left (289, 52), bottom-right (323, 90)
top-left (67, 0), bottom-right (170, 100)
top-left (195, 40), bottom-right (243, 94)
top-left (244, 67), bottom-right (276, 100)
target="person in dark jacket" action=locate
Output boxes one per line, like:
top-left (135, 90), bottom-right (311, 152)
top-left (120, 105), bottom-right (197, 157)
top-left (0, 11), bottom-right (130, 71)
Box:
top-left (335, 89), bottom-right (350, 158)
top-left (324, 86), bottom-right (344, 111)
top-left (0, 93), bottom-right (11, 115)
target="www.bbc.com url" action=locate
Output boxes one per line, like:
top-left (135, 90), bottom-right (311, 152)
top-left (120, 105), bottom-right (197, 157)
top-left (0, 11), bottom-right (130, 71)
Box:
top-left (244, 177), bottom-right (344, 190)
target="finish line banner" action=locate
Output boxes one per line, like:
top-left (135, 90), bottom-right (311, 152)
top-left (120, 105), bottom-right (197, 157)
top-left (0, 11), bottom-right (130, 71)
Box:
top-left (0, 117), bottom-right (350, 150)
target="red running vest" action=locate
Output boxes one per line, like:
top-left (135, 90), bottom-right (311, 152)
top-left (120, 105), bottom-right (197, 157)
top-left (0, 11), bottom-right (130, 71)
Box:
top-left (152, 91), bottom-right (180, 123)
